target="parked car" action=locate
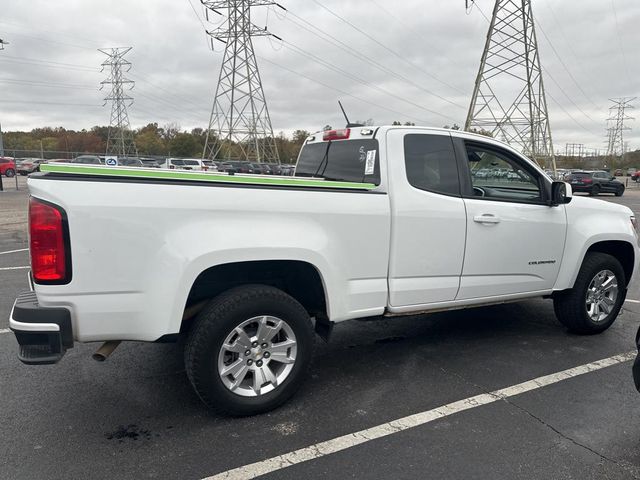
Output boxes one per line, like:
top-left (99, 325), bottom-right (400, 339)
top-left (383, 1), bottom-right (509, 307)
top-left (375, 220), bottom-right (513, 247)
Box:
top-left (117, 157), bottom-right (144, 167)
top-left (566, 171), bottom-right (625, 196)
top-left (71, 155), bottom-right (103, 165)
top-left (627, 168), bottom-right (637, 176)
top-left (17, 158), bottom-right (46, 175)
top-left (0, 157), bottom-right (16, 177)
top-left (632, 171), bottom-right (640, 183)
top-left (139, 158), bottom-right (162, 168)
top-left (12, 125), bottom-right (639, 416)
top-left (220, 160), bottom-right (256, 174)
top-left (614, 168), bottom-right (623, 176)
top-left (161, 158), bottom-right (205, 171)
top-left (251, 163), bottom-right (273, 175)
top-left (201, 160), bottom-right (219, 172)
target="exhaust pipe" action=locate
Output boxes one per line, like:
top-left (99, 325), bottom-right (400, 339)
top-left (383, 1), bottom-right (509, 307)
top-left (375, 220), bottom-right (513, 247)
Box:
top-left (92, 341), bottom-right (121, 362)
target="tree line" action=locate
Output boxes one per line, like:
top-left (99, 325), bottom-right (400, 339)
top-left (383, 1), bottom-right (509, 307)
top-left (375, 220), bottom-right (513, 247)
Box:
top-left (2, 123), bottom-right (312, 162)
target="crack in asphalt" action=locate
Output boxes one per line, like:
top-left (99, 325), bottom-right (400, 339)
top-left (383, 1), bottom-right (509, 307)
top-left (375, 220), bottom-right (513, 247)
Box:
top-left (429, 358), bottom-right (640, 479)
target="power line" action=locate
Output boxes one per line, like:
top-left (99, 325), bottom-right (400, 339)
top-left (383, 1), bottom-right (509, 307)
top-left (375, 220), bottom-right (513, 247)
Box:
top-left (281, 41), bottom-right (459, 122)
top-left (535, 21), bottom-right (600, 114)
top-left (610, 0), bottom-right (632, 85)
top-left (310, 0), bottom-right (465, 97)
top-left (279, 7), bottom-right (467, 111)
top-left (258, 55), bottom-right (431, 125)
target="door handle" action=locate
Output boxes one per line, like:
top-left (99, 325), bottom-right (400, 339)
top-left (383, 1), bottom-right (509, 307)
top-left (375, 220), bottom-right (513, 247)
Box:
top-left (473, 214), bottom-right (501, 224)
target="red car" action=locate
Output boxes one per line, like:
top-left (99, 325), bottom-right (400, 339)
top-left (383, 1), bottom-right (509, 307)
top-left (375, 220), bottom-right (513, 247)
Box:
top-left (632, 171), bottom-right (640, 183)
top-left (0, 157), bottom-right (16, 177)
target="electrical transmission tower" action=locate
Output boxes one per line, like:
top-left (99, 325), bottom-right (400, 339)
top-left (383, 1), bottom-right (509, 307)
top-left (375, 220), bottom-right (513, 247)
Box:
top-left (99, 47), bottom-right (137, 157)
top-left (465, 0), bottom-right (555, 170)
top-left (201, 0), bottom-right (281, 163)
top-left (605, 97), bottom-right (635, 164)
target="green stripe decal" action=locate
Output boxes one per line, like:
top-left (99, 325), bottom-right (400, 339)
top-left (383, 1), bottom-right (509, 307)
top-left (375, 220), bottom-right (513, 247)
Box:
top-left (40, 164), bottom-right (376, 190)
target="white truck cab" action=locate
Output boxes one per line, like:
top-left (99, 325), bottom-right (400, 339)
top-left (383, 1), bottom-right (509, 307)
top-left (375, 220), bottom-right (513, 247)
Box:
top-left (10, 125), bottom-right (639, 415)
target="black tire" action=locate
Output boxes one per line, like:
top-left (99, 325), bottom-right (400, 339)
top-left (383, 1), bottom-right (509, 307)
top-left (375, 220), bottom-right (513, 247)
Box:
top-left (4, 168), bottom-right (15, 178)
top-left (553, 252), bottom-right (626, 334)
top-left (184, 284), bottom-right (314, 416)
top-left (590, 184), bottom-right (600, 196)
top-left (615, 186), bottom-right (625, 197)
top-left (19, 172), bottom-right (27, 176)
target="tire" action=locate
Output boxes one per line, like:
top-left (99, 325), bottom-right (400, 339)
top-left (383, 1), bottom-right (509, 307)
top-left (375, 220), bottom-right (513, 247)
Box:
top-left (553, 252), bottom-right (626, 334)
top-left (4, 168), bottom-right (15, 178)
top-left (185, 284), bottom-right (315, 416)
top-left (616, 186), bottom-right (625, 197)
top-left (589, 184), bottom-right (600, 196)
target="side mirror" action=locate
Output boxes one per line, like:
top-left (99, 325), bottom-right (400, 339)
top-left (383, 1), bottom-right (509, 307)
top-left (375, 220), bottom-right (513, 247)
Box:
top-left (550, 181), bottom-right (572, 206)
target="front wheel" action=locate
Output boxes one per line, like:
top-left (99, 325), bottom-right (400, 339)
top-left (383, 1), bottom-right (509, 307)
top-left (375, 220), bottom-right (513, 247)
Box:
top-left (553, 252), bottom-right (625, 334)
top-left (185, 285), bottom-right (315, 416)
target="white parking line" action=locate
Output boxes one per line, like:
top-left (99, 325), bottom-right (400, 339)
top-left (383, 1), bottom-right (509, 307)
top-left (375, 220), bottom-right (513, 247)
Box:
top-left (0, 248), bottom-right (28, 256)
top-left (203, 351), bottom-right (636, 480)
top-left (0, 329), bottom-right (10, 334)
top-left (626, 299), bottom-right (640, 304)
top-left (0, 266), bottom-right (29, 271)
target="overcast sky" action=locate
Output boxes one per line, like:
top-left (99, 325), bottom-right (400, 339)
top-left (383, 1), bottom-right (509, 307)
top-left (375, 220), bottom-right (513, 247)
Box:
top-left (1, 0), bottom-right (639, 152)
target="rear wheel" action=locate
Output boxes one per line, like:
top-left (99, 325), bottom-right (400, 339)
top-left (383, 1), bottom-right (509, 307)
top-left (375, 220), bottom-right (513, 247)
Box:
top-left (4, 168), bottom-right (15, 178)
top-left (553, 252), bottom-right (625, 334)
top-left (185, 285), bottom-right (314, 416)
top-left (590, 184), bottom-right (600, 196)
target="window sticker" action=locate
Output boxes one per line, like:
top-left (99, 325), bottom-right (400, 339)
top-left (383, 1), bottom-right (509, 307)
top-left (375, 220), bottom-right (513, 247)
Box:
top-left (359, 146), bottom-right (366, 163)
top-left (365, 150), bottom-right (376, 175)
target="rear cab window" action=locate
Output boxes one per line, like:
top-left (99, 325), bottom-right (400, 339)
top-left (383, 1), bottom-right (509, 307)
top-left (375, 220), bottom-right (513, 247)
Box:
top-left (295, 132), bottom-right (381, 185)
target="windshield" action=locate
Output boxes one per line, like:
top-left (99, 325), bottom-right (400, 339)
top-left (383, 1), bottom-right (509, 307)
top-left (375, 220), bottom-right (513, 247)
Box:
top-left (295, 139), bottom-right (380, 184)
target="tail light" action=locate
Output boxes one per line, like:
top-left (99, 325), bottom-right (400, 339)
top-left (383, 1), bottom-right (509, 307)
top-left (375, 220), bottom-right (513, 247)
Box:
top-left (202, 166), bottom-right (208, 171)
top-left (323, 129), bottom-right (351, 141)
top-left (169, 165), bottom-right (175, 169)
top-left (29, 197), bottom-right (71, 284)
top-left (583, 178), bottom-right (593, 184)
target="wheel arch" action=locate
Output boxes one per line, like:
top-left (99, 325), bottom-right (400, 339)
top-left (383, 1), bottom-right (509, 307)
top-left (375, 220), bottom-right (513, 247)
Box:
top-left (179, 260), bottom-right (329, 334)
top-left (585, 240), bottom-right (635, 287)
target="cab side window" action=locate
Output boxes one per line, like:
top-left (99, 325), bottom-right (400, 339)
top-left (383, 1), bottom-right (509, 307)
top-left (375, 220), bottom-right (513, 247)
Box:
top-left (404, 134), bottom-right (460, 196)
top-left (465, 143), bottom-right (542, 203)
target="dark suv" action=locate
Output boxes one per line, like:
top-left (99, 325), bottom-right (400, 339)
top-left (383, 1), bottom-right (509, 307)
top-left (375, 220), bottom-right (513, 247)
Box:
top-left (567, 171), bottom-right (625, 196)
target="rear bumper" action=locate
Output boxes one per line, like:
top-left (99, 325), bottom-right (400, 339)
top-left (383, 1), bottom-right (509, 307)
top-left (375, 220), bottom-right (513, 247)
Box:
top-left (9, 291), bottom-right (73, 365)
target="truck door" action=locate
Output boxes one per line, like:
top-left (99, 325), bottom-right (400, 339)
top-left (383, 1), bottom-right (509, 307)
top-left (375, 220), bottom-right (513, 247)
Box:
top-left (455, 138), bottom-right (567, 300)
top-left (386, 130), bottom-right (467, 307)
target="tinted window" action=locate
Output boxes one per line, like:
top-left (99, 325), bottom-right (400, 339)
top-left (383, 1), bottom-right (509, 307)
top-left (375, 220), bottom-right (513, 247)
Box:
top-left (404, 134), bottom-right (459, 195)
top-left (296, 139), bottom-right (380, 185)
top-left (465, 144), bottom-right (541, 202)
top-left (172, 160), bottom-right (185, 166)
top-left (183, 160), bottom-right (199, 166)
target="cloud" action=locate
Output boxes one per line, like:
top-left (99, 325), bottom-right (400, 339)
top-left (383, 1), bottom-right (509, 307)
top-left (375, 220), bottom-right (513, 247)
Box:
top-left (0, 0), bottom-right (638, 152)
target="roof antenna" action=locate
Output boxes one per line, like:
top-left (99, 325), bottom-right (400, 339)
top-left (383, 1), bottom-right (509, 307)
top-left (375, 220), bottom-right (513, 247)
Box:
top-left (338, 101), bottom-right (364, 128)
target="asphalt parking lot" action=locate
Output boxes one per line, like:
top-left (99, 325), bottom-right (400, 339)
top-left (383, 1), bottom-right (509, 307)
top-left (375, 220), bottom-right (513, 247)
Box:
top-left (3, 176), bottom-right (640, 479)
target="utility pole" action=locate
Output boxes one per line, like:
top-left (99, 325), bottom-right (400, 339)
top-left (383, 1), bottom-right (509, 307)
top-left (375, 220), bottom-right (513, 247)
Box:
top-left (605, 97), bottom-right (635, 169)
top-left (0, 38), bottom-right (7, 159)
top-left (201, 0), bottom-right (282, 163)
top-left (465, 0), bottom-right (556, 171)
top-left (99, 47), bottom-right (137, 157)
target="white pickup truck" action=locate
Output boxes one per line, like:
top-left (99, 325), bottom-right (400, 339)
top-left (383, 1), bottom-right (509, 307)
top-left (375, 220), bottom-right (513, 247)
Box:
top-left (10, 126), bottom-right (639, 415)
